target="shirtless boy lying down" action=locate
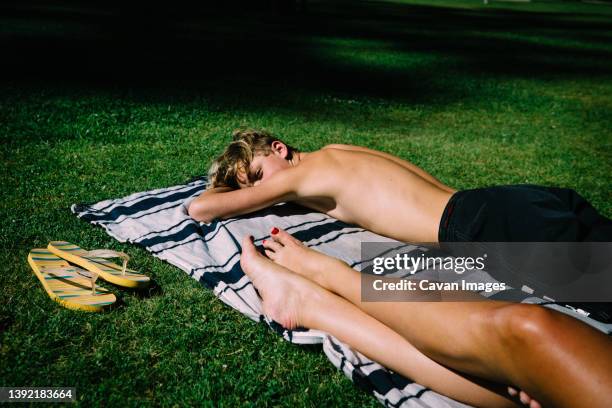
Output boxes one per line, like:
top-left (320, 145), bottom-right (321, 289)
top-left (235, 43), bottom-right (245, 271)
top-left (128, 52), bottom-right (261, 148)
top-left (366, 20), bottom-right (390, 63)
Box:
top-left (188, 129), bottom-right (612, 408)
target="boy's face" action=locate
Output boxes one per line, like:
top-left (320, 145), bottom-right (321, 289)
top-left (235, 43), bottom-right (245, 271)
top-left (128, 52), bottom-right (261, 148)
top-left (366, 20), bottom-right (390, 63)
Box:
top-left (247, 152), bottom-right (290, 186)
top-left (238, 142), bottom-right (291, 188)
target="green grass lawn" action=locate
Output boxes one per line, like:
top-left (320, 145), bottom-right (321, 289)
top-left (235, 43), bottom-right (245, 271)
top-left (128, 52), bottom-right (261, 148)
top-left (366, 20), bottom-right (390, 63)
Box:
top-left (1, 0), bottom-right (611, 406)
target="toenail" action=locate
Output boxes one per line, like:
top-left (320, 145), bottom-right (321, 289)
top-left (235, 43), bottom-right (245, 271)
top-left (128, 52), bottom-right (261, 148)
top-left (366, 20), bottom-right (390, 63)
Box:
top-left (250, 236), bottom-right (254, 242)
top-left (263, 239), bottom-right (267, 244)
top-left (271, 227), bottom-right (279, 235)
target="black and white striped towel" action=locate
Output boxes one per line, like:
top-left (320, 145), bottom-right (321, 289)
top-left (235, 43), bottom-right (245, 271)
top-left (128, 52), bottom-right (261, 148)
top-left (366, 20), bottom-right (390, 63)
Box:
top-left (71, 177), bottom-right (610, 408)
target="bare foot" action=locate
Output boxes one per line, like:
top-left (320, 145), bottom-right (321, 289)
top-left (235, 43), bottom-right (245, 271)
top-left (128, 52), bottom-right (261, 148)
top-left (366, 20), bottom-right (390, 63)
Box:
top-left (261, 227), bottom-right (345, 289)
top-left (240, 234), bottom-right (325, 330)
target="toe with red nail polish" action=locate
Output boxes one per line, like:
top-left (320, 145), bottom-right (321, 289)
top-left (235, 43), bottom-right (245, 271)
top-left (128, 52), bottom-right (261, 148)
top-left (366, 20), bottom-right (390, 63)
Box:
top-left (271, 227), bottom-right (279, 235)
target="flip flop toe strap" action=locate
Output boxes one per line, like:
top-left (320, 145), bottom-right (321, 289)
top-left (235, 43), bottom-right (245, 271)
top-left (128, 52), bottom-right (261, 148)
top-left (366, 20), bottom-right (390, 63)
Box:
top-left (83, 250), bottom-right (130, 276)
top-left (44, 267), bottom-right (100, 295)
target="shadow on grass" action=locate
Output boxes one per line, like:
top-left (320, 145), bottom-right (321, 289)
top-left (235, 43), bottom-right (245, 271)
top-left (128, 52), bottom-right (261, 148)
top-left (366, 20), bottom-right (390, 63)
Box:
top-left (2, 0), bottom-right (612, 107)
top-left (104, 280), bottom-right (163, 312)
top-left (0, 314), bottom-right (14, 332)
top-left (131, 279), bottom-right (163, 299)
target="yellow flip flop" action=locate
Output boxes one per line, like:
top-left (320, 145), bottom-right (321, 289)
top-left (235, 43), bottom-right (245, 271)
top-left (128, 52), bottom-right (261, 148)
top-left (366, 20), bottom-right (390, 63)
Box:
top-left (28, 249), bottom-right (116, 312)
top-left (47, 241), bottom-right (150, 289)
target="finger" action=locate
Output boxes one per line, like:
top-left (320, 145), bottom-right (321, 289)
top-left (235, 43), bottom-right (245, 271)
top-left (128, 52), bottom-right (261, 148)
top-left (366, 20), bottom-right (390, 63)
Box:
top-left (520, 391), bottom-right (531, 404)
top-left (529, 399), bottom-right (542, 408)
top-left (530, 400), bottom-right (542, 408)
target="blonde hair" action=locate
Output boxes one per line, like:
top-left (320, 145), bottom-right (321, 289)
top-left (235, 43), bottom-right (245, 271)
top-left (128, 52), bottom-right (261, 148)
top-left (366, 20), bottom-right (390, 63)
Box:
top-left (207, 129), bottom-right (297, 189)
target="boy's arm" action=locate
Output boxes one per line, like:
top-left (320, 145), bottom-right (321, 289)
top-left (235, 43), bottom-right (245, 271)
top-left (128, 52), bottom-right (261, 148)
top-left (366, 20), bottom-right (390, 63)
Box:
top-left (188, 168), bottom-right (299, 223)
top-left (322, 143), bottom-right (454, 193)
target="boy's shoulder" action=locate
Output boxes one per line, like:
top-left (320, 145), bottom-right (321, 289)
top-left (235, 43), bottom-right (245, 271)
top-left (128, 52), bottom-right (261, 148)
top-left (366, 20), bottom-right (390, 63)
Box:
top-left (321, 143), bottom-right (359, 150)
top-left (308, 144), bottom-right (369, 163)
top-left (294, 144), bottom-right (372, 175)
top-left (308, 144), bottom-right (359, 160)
top-left (297, 148), bottom-right (342, 171)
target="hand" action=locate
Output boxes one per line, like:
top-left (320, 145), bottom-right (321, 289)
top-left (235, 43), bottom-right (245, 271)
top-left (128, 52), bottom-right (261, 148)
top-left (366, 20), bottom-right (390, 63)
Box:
top-left (508, 387), bottom-right (542, 408)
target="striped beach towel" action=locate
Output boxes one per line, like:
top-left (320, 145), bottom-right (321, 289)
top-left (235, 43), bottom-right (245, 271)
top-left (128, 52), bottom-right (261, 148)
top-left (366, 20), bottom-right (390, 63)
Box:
top-left (72, 177), bottom-right (610, 408)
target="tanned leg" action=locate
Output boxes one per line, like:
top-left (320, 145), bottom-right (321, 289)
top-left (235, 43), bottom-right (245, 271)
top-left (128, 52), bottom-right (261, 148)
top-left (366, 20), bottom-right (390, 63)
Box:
top-left (239, 235), bottom-right (517, 408)
top-left (263, 227), bottom-right (612, 408)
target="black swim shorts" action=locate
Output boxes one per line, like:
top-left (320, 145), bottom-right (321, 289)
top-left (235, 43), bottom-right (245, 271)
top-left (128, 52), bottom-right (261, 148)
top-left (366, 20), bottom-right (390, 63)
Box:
top-left (438, 184), bottom-right (612, 242)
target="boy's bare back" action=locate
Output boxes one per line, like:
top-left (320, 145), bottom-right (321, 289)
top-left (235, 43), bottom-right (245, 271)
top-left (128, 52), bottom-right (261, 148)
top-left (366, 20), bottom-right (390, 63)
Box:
top-left (291, 147), bottom-right (453, 242)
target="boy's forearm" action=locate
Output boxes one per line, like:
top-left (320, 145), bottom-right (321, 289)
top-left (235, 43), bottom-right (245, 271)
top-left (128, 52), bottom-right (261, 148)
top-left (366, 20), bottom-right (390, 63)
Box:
top-left (188, 167), bottom-right (299, 223)
top-left (188, 186), bottom-right (235, 222)
top-left (204, 186), bottom-right (235, 195)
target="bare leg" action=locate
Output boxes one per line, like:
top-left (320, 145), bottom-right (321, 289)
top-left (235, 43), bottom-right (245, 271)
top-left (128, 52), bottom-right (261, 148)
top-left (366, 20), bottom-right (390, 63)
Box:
top-left (263, 228), bottom-right (612, 408)
top-left (239, 235), bottom-right (516, 408)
